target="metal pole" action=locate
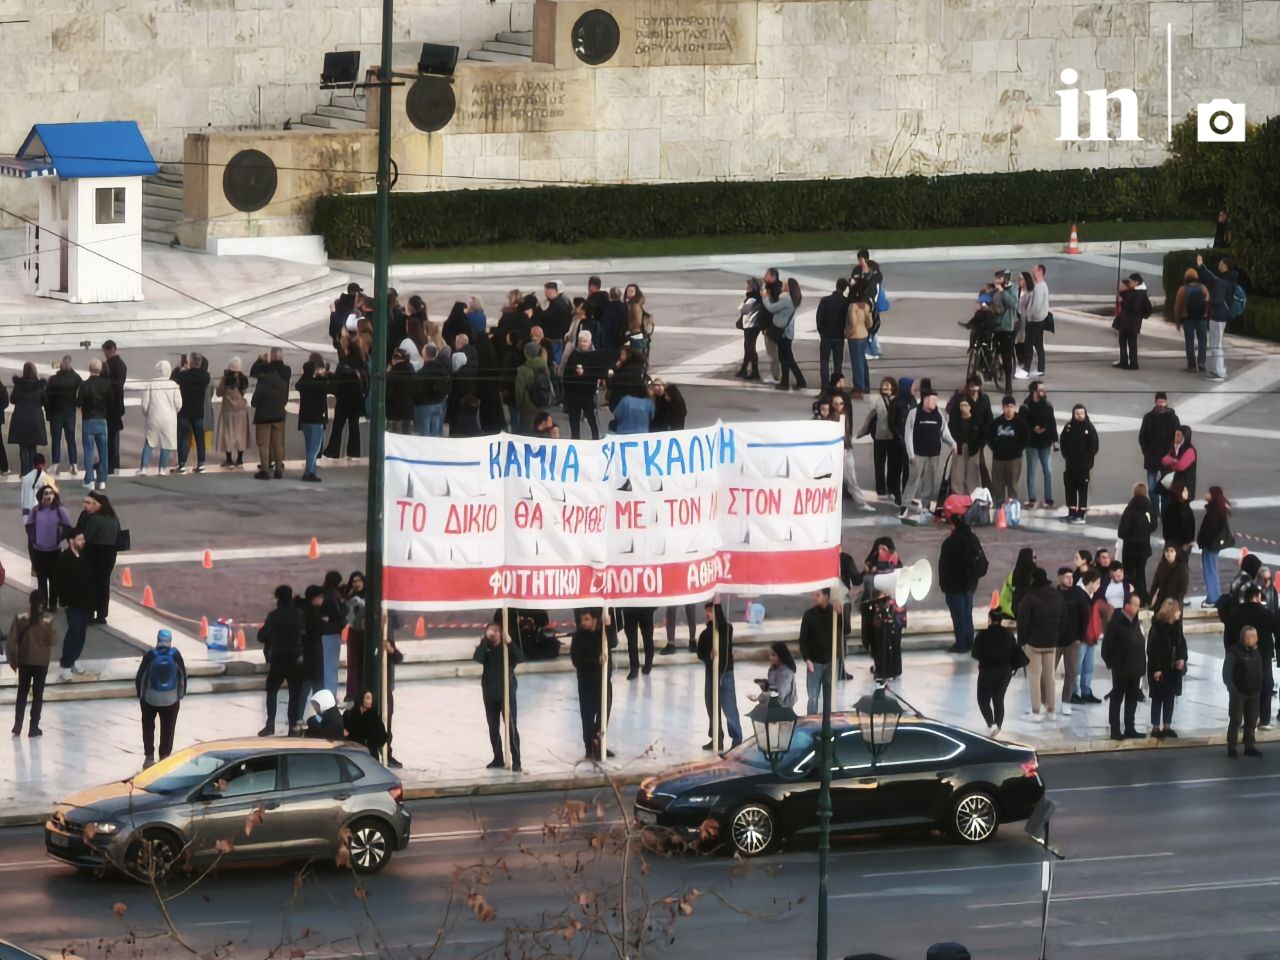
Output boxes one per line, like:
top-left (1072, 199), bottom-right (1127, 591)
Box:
top-left (502, 607), bottom-right (511, 770)
top-left (816, 600), bottom-right (834, 960)
top-left (379, 611), bottom-right (389, 765)
top-left (1038, 820), bottom-right (1053, 960)
top-left (711, 602), bottom-right (720, 754)
top-left (363, 0), bottom-right (393, 713)
top-left (599, 602), bottom-right (609, 759)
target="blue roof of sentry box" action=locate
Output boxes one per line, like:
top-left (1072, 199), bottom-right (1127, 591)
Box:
top-left (4, 121), bottom-right (158, 179)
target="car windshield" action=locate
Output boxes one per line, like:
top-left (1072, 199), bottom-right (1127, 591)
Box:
top-left (730, 727), bottom-right (818, 771)
top-left (131, 748), bottom-right (229, 795)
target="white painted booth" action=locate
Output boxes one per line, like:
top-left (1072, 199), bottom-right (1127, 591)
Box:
top-left (1, 121), bottom-right (158, 304)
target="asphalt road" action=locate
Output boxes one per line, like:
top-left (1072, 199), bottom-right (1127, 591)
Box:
top-left (4, 746), bottom-right (1279, 960)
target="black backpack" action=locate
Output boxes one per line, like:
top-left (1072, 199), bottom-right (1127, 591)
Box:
top-left (530, 366), bottom-right (553, 408)
top-left (971, 537), bottom-right (990, 581)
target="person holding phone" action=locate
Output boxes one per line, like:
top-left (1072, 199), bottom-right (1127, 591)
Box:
top-left (747, 642), bottom-right (798, 710)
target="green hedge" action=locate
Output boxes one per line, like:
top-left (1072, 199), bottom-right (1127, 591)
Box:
top-left (1225, 116), bottom-right (1280, 295)
top-left (1161, 248), bottom-right (1230, 317)
top-left (1243, 295), bottom-right (1280, 341)
top-left (314, 166), bottom-right (1189, 259)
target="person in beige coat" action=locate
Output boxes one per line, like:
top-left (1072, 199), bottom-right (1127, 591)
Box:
top-left (7, 590), bottom-right (56, 736)
top-left (139, 359), bottom-right (180, 475)
top-left (215, 356), bottom-right (251, 468)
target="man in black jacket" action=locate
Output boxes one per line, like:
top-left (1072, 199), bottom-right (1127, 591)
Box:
top-left (474, 623), bottom-right (522, 771)
top-left (251, 349), bottom-right (291, 480)
top-left (258, 585), bottom-right (308, 735)
top-left (1020, 381), bottom-right (1057, 510)
top-left (1137, 392), bottom-right (1179, 515)
top-left (696, 602), bottom-right (741, 751)
top-left (295, 357), bottom-right (332, 482)
top-left (101, 341), bottom-right (127, 474)
top-left (987, 395), bottom-right (1028, 506)
top-left (413, 344), bottom-right (452, 437)
top-left (1101, 593), bottom-right (1145, 739)
top-left (569, 608), bottom-right (617, 760)
top-left (78, 360), bottom-right (113, 491)
top-left (938, 513), bottom-right (985, 654)
top-left (1227, 588), bottom-right (1277, 726)
top-left (55, 529), bottom-right (96, 679)
top-left (816, 278), bottom-right (849, 388)
top-left (46, 355), bottom-right (82, 475)
top-left (1224, 626), bottom-right (1264, 757)
top-left (799, 589), bottom-right (842, 714)
top-left (171, 352), bottom-right (211, 474)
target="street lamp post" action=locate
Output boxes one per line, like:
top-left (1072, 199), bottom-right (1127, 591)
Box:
top-left (746, 692), bottom-right (799, 765)
top-left (854, 686), bottom-right (904, 768)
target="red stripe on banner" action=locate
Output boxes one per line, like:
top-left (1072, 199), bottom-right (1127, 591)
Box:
top-left (384, 547), bottom-right (840, 608)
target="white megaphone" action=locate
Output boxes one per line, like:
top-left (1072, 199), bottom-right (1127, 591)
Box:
top-left (867, 559), bottom-right (933, 605)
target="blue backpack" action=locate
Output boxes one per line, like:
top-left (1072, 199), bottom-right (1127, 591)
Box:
top-left (143, 647), bottom-right (180, 707)
top-left (876, 285), bottom-right (891, 314)
top-left (1229, 283), bottom-right (1247, 319)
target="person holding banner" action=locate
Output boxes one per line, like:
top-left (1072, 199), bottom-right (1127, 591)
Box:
top-left (623, 607), bottom-right (658, 679)
top-left (570, 608), bottom-right (617, 760)
top-left (474, 623), bottom-right (522, 771)
top-left (697, 601), bottom-right (742, 751)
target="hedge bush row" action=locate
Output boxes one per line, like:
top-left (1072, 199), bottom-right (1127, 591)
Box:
top-left (1160, 248), bottom-right (1229, 318)
top-left (313, 166), bottom-right (1194, 259)
top-left (1224, 116), bottom-right (1280, 296)
top-left (1242, 295), bottom-right (1280, 342)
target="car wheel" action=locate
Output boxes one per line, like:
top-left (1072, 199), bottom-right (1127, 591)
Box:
top-left (949, 790), bottom-right (999, 844)
top-left (346, 818), bottom-right (393, 874)
top-left (729, 803), bottom-right (777, 857)
top-left (124, 829), bottom-right (182, 882)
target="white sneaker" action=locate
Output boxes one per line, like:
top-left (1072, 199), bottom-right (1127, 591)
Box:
top-left (1024, 710), bottom-right (1043, 723)
top-left (1060, 703), bottom-right (1073, 716)
top-left (70, 664), bottom-right (90, 676)
top-left (1034, 371), bottom-right (1045, 378)
top-left (57, 669), bottom-right (72, 683)
top-left (858, 503), bottom-right (876, 512)
top-left (1014, 369), bottom-right (1030, 380)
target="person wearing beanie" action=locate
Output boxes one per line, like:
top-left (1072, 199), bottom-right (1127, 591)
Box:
top-left (1058, 403), bottom-right (1098, 523)
top-left (135, 629), bottom-right (187, 767)
top-left (514, 339), bottom-right (551, 435)
top-left (1114, 272), bottom-right (1152, 370)
top-left (900, 386), bottom-right (955, 521)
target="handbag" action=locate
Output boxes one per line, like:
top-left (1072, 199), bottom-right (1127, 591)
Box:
top-left (875, 286), bottom-right (891, 313)
top-left (1012, 644), bottom-right (1030, 671)
top-left (1217, 525), bottom-right (1236, 550)
top-left (115, 528), bottom-right (132, 552)
top-left (1043, 311), bottom-right (1055, 334)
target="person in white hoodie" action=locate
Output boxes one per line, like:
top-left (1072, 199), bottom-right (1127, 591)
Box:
top-left (139, 359), bottom-right (180, 475)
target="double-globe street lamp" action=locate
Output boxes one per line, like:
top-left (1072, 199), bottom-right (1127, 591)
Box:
top-left (748, 684), bottom-right (903, 960)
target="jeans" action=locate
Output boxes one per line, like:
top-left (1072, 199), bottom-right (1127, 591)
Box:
top-left (413, 402), bottom-right (445, 437)
top-left (321, 633), bottom-right (342, 693)
top-left (944, 591), bottom-right (974, 651)
top-left (49, 410), bottom-right (77, 466)
top-left (866, 326), bottom-right (881, 356)
top-left (61, 607), bottom-right (90, 668)
top-left (1227, 692), bottom-right (1258, 753)
top-left (177, 416), bottom-right (205, 467)
top-left (1183, 319), bottom-right (1207, 369)
top-left (805, 662), bottom-right (829, 714)
top-left (1146, 468), bottom-right (1165, 518)
top-left (141, 702), bottom-right (180, 760)
top-left (1109, 677), bottom-right (1141, 733)
top-left (976, 668), bottom-right (1011, 728)
top-left (14, 664), bottom-right (47, 731)
top-left (1025, 445), bottom-right (1053, 502)
top-left (819, 338), bottom-right (845, 388)
top-left (82, 418), bottom-right (108, 486)
top-left (704, 668), bottom-right (743, 745)
top-left (301, 422), bottom-right (325, 476)
top-left (1149, 674), bottom-right (1177, 727)
top-left (1202, 550), bottom-right (1222, 603)
top-left (1023, 321), bottom-right (1046, 373)
top-left (140, 441), bottom-right (171, 473)
top-left (1077, 644), bottom-right (1096, 697)
top-left (1207, 320), bottom-right (1226, 378)
top-left (847, 338), bottom-right (869, 392)
top-left (484, 698), bottom-right (520, 765)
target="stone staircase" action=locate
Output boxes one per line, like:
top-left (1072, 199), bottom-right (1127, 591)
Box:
top-left (141, 162), bottom-right (184, 246)
top-left (466, 30), bottom-right (532, 63)
top-left (290, 91), bottom-right (368, 132)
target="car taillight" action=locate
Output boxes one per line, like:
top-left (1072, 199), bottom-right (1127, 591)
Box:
top-left (389, 783), bottom-right (404, 805)
top-left (1020, 757), bottom-right (1039, 779)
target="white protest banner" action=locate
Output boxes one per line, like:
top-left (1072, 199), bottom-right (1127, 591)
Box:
top-left (383, 419), bottom-right (842, 610)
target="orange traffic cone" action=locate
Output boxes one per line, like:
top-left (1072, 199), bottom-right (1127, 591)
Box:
top-left (341, 624), bottom-right (350, 641)
top-left (141, 585), bottom-right (156, 608)
top-left (414, 616), bottom-right (426, 638)
top-left (199, 615), bottom-right (209, 639)
top-left (308, 537), bottom-right (319, 559)
top-left (990, 590), bottom-right (1001, 611)
top-left (996, 505), bottom-right (1008, 529)
top-left (121, 566), bottom-right (133, 588)
top-left (202, 549), bottom-right (213, 570)
top-left (1064, 223), bottom-right (1081, 254)
top-left (234, 628), bottom-right (246, 651)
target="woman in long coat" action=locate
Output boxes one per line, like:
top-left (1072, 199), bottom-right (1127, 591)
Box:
top-left (8, 363), bottom-right (48, 476)
top-left (139, 359), bottom-right (180, 475)
top-left (214, 356), bottom-right (251, 467)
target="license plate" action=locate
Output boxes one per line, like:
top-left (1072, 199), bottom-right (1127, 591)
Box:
top-left (635, 809), bottom-right (657, 825)
top-left (48, 832), bottom-right (70, 849)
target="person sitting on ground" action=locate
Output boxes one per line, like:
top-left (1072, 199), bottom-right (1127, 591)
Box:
top-left (343, 689), bottom-right (389, 759)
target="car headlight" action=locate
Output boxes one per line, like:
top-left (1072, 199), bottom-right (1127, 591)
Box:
top-left (86, 821), bottom-right (120, 837)
top-left (675, 794), bottom-right (716, 807)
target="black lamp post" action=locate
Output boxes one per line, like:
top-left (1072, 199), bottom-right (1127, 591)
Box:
top-left (747, 692), bottom-right (799, 769)
top-left (853, 686), bottom-right (904, 768)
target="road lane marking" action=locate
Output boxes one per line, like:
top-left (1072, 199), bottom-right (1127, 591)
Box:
top-left (971, 876), bottom-right (1280, 908)
top-left (409, 819), bottom-right (625, 843)
top-left (1066, 924), bottom-right (1280, 947)
top-left (859, 851), bottom-right (1173, 878)
top-left (1052, 772), bottom-right (1280, 793)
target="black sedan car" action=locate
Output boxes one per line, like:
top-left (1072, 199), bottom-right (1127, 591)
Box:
top-left (635, 716), bottom-right (1043, 856)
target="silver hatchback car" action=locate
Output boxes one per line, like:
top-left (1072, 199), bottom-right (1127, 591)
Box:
top-left (45, 739), bottom-right (411, 878)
